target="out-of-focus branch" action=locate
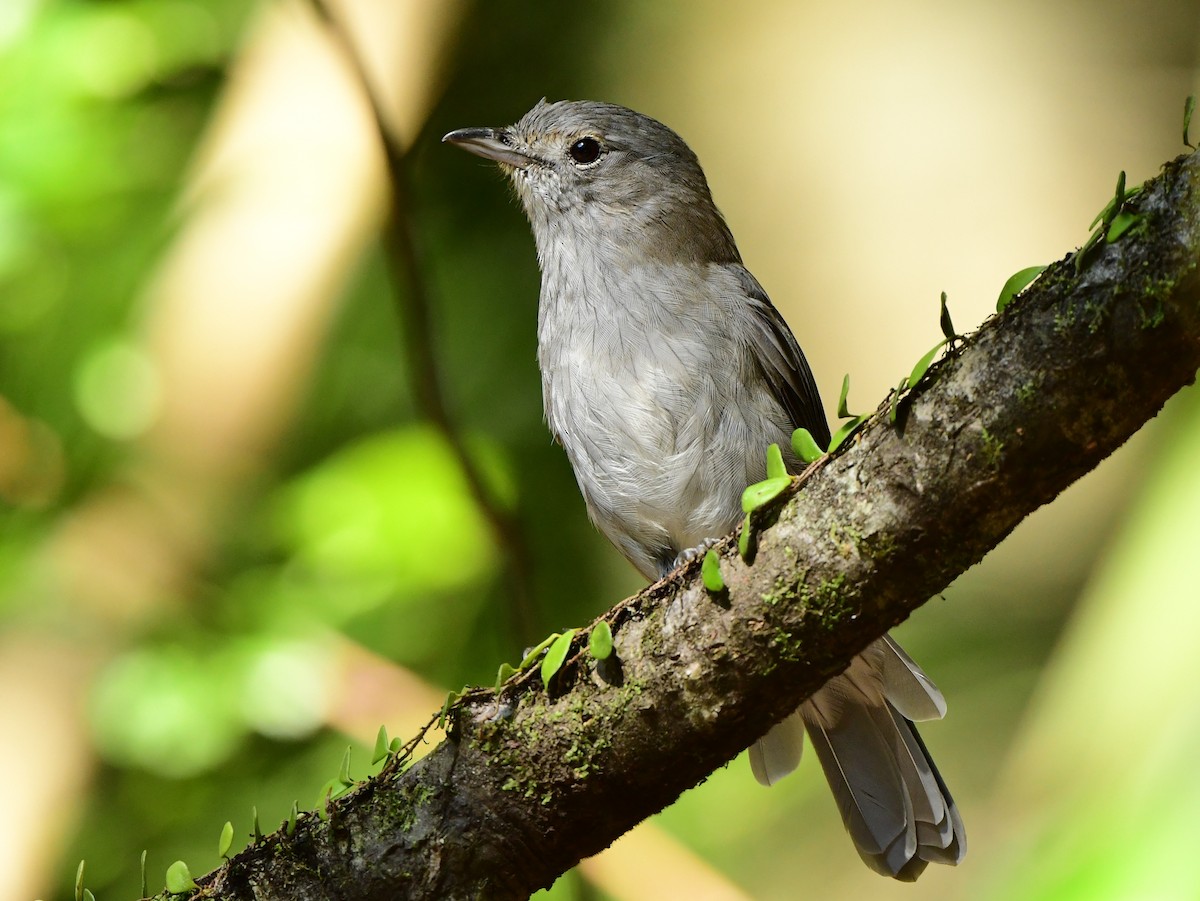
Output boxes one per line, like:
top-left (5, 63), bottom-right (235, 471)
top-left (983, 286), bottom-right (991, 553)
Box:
top-left (156, 150), bottom-right (1200, 899)
top-left (307, 0), bottom-right (540, 645)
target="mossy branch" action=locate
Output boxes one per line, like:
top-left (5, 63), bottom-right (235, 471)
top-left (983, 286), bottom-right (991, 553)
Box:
top-left (161, 152), bottom-right (1199, 901)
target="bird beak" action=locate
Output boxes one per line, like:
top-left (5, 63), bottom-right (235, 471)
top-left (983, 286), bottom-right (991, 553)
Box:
top-left (442, 127), bottom-right (535, 169)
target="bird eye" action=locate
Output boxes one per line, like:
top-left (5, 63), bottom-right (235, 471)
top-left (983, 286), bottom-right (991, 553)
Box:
top-left (568, 137), bottom-right (602, 166)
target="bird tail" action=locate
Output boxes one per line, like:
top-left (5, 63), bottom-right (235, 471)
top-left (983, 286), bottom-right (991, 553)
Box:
top-left (750, 636), bottom-right (966, 880)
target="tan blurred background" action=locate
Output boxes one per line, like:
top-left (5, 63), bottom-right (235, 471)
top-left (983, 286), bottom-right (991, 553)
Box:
top-left (1, 0), bottom-right (1198, 899)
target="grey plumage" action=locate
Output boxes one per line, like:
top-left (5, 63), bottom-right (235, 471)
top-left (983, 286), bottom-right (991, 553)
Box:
top-left (444, 99), bottom-right (965, 879)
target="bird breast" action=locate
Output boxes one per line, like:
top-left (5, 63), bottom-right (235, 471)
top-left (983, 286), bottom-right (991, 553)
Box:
top-left (536, 250), bottom-right (791, 575)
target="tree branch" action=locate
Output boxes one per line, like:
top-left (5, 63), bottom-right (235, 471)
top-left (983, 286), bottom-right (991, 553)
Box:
top-left (177, 152), bottom-right (1200, 900)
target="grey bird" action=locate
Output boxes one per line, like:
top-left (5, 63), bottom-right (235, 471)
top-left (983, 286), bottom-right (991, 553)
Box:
top-left (444, 99), bottom-right (966, 880)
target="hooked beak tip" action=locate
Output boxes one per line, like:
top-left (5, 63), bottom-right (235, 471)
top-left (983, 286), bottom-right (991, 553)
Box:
top-left (443, 126), bottom-right (534, 169)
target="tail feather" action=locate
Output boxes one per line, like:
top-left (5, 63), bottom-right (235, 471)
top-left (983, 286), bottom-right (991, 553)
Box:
top-left (879, 635), bottom-right (947, 722)
top-left (749, 711), bottom-right (806, 786)
top-left (790, 637), bottom-right (966, 880)
top-left (801, 679), bottom-right (916, 875)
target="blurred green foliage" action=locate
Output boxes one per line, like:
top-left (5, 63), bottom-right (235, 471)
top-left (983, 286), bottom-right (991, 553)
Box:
top-left (2, 2), bottom-right (632, 899)
top-left (0, 0), bottom-right (243, 472)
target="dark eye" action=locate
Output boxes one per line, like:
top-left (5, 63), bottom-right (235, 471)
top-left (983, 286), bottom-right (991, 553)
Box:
top-left (568, 137), bottom-right (602, 166)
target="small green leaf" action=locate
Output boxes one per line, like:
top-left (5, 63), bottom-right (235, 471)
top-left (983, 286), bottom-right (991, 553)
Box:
top-left (75, 860), bottom-right (85, 901)
top-left (1107, 171), bottom-right (1126, 229)
top-left (740, 476), bottom-right (791, 513)
top-left (1089, 170), bottom-right (1127, 229)
top-left (889, 377), bottom-right (909, 424)
top-left (791, 427), bottom-right (825, 463)
top-left (828, 414), bottom-right (869, 453)
top-left (437, 691), bottom-right (459, 730)
top-left (837, 373), bottom-right (852, 419)
top-left (1075, 228), bottom-right (1102, 273)
top-left (286, 801), bottom-right (298, 836)
top-left (908, 340), bottom-right (947, 388)
top-left (939, 291), bottom-right (955, 342)
top-left (251, 806), bottom-right (262, 842)
top-left (372, 725), bottom-right (389, 764)
top-left (738, 512), bottom-right (753, 560)
top-left (541, 629), bottom-right (577, 687)
top-left (519, 633), bottom-right (560, 670)
top-left (389, 736), bottom-right (404, 753)
top-left (338, 746), bottom-right (353, 786)
top-left (218, 821), bottom-right (234, 859)
top-left (1106, 210), bottom-right (1141, 242)
top-left (83, 889), bottom-right (96, 901)
top-left (494, 661), bottom-right (517, 689)
top-left (701, 549), bottom-right (725, 592)
top-left (765, 442), bottom-right (787, 479)
top-left (316, 783), bottom-right (333, 821)
top-left (165, 860), bottom-right (197, 894)
top-left (1185, 94), bottom-right (1196, 147)
top-left (996, 265), bottom-right (1046, 312)
top-left (140, 850), bottom-right (148, 897)
top-left (588, 621), bottom-right (614, 659)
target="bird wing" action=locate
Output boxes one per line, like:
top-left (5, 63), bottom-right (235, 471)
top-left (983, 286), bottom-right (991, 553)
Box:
top-left (731, 266), bottom-right (831, 449)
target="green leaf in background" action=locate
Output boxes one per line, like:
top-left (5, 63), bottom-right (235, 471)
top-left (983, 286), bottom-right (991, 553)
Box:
top-left (1185, 94), bottom-right (1196, 147)
top-left (218, 820), bottom-right (234, 859)
top-left (588, 622), bottom-right (613, 660)
top-left (997, 265), bottom-right (1047, 312)
top-left (140, 850), bottom-right (148, 897)
top-left (541, 629), bottom-right (577, 687)
top-left (75, 860), bottom-right (84, 901)
top-left (251, 807), bottom-right (262, 843)
top-left (165, 860), bottom-right (198, 894)
top-left (702, 549), bottom-right (726, 593)
top-left (741, 476), bottom-right (791, 513)
top-left (275, 426), bottom-right (511, 617)
top-left (791, 427), bottom-right (825, 463)
top-left (286, 801), bottom-right (297, 837)
top-left (338, 746), bottom-right (353, 786)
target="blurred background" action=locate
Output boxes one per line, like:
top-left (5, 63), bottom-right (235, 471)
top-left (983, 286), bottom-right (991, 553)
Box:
top-left (2, 0), bottom-right (1199, 899)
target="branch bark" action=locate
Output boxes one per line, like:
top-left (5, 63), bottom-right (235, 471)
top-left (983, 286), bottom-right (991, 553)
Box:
top-left (180, 152), bottom-right (1200, 900)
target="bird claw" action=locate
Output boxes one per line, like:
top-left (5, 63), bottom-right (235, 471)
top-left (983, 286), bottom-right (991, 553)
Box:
top-left (672, 537), bottom-right (721, 571)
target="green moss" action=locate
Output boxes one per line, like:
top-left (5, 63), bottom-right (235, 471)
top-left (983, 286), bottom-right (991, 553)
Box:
top-left (798, 573), bottom-right (851, 629)
top-left (1052, 305), bottom-right (1076, 334)
top-left (1015, 378), bottom-right (1039, 404)
top-left (1084, 299), bottom-right (1107, 333)
top-left (475, 678), bottom-right (646, 803)
top-left (770, 628), bottom-right (805, 664)
top-left (867, 531), bottom-right (898, 561)
top-left (389, 780), bottom-right (438, 834)
top-left (828, 523), bottom-right (864, 558)
top-left (980, 427), bottom-right (1005, 468)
